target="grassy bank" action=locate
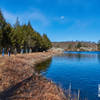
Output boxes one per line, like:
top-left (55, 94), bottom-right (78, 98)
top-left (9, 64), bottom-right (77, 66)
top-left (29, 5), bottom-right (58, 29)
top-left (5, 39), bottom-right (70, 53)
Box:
top-left (0, 51), bottom-right (67, 100)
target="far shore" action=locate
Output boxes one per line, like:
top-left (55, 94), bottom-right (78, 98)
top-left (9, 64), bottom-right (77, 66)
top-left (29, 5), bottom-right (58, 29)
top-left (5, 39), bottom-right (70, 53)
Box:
top-left (64, 50), bottom-right (100, 52)
top-left (0, 50), bottom-right (67, 100)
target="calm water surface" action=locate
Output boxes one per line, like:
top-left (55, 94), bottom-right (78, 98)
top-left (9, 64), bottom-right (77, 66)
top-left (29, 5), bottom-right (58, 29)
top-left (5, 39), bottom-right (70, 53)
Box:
top-left (36, 51), bottom-right (100, 100)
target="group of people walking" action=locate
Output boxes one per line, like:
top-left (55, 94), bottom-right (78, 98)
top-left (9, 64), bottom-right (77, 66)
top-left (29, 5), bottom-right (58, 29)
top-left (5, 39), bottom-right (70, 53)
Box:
top-left (1, 48), bottom-right (32, 57)
top-left (2, 48), bottom-right (11, 57)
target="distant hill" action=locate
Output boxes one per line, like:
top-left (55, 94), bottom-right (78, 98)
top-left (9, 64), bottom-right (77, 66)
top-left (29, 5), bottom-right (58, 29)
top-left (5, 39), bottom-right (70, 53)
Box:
top-left (52, 41), bottom-right (98, 51)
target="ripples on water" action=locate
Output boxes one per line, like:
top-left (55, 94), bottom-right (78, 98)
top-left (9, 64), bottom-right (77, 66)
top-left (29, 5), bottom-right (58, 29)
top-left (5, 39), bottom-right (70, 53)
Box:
top-left (36, 51), bottom-right (100, 100)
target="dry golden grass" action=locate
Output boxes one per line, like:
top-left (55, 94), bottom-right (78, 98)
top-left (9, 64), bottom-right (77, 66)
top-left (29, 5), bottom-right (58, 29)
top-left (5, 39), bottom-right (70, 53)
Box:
top-left (0, 52), bottom-right (67, 100)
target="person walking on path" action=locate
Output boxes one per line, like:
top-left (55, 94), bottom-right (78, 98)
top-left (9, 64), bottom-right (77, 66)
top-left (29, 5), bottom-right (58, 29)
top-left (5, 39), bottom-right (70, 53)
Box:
top-left (20, 46), bottom-right (24, 54)
top-left (8, 48), bottom-right (11, 57)
top-left (26, 48), bottom-right (28, 53)
top-left (14, 48), bottom-right (17, 56)
top-left (2, 48), bottom-right (4, 56)
top-left (29, 48), bottom-right (32, 53)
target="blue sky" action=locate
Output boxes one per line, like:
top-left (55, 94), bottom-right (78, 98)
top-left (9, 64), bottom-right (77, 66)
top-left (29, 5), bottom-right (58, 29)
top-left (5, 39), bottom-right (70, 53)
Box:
top-left (0, 0), bottom-right (100, 42)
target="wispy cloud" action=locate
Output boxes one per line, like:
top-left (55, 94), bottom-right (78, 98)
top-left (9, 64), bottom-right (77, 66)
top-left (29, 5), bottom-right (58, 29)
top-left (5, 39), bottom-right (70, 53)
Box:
top-left (3, 10), bottom-right (17, 24)
top-left (60, 16), bottom-right (65, 20)
top-left (2, 9), bottom-right (49, 27)
top-left (75, 19), bottom-right (89, 28)
top-left (25, 11), bottom-right (49, 26)
top-left (53, 16), bottom-right (68, 24)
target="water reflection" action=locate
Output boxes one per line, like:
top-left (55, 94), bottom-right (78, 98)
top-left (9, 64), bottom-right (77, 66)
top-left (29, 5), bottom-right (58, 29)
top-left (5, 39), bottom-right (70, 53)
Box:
top-left (35, 58), bottom-right (52, 74)
top-left (97, 54), bottom-right (100, 63)
top-left (55, 51), bottom-right (100, 63)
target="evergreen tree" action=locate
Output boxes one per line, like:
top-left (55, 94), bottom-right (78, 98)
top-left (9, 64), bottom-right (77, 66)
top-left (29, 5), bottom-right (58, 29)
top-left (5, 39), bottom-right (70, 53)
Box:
top-left (14, 17), bottom-right (20, 28)
top-left (68, 44), bottom-right (72, 49)
top-left (0, 10), bottom-right (6, 28)
top-left (0, 9), bottom-right (6, 47)
top-left (0, 10), bottom-right (12, 48)
top-left (25, 21), bottom-right (35, 48)
top-left (42, 34), bottom-right (52, 51)
top-left (2, 23), bottom-right (12, 48)
top-left (0, 10), bottom-right (52, 53)
top-left (0, 28), bottom-right (2, 47)
top-left (32, 32), bottom-right (44, 51)
top-left (76, 42), bottom-right (82, 48)
top-left (11, 19), bottom-right (21, 49)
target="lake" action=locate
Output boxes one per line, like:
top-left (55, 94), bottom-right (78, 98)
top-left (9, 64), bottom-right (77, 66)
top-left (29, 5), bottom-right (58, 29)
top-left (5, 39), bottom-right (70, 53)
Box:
top-left (35, 51), bottom-right (100, 100)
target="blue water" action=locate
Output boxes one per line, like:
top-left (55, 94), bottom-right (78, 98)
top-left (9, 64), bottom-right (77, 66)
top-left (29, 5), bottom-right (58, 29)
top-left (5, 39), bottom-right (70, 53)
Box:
top-left (36, 51), bottom-right (100, 100)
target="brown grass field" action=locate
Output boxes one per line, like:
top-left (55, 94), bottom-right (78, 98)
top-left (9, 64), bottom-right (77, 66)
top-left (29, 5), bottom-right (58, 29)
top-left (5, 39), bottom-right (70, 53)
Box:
top-left (0, 52), bottom-right (67, 100)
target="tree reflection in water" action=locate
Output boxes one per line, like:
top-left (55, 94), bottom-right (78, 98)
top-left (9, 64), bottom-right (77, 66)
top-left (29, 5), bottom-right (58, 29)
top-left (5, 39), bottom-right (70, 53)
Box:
top-left (55, 52), bottom-right (99, 62)
top-left (35, 58), bottom-right (52, 74)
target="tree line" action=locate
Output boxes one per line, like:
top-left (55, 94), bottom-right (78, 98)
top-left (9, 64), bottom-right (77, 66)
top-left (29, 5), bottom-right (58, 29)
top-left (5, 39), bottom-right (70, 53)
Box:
top-left (0, 10), bottom-right (52, 53)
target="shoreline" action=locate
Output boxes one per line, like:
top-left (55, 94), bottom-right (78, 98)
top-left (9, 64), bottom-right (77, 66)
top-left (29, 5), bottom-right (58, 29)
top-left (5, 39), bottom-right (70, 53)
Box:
top-left (0, 51), bottom-right (67, 100)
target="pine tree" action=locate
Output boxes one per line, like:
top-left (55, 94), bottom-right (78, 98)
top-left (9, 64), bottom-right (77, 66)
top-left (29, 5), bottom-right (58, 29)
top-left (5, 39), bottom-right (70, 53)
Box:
top-left (14, 17), bottom-right (20, 28)
top-left (0, 10), bottom-right (52, 52)
top-left (0, 10), bottom-right (6, 28)
top-left (76, 42), bottom-right (81, 48)
top-left (32, 32), bottom-right (44, 51)
top-left (0, 10), bottom-right (12, 48)
top-left (11, 18), bottom-right (22, 49)
top-left (0, 28), bottom-right (2, 47)
top-left (26, 21), bottom-right (35, 48)
top-left (68, 44), bottom-right (72, 49)
top-left (0, 9), bottom-right (6, 47)
top-left (3, 23), bottom-right (12, 48)
top-left (42, 34), bottom-right (52, 51)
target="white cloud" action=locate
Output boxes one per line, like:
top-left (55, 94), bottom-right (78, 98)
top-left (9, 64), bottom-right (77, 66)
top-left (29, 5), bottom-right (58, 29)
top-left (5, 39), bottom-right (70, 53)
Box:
top-left (3, 10), bottom-right (17, 24)
top-left (26, 11), bottom-right (49, 26)
top-left (53, 16), bottom-right (65, 21)
top-left (2, 9), bottom-right (49, 27)
top-left (60, 16), bottom-right (64, 20)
